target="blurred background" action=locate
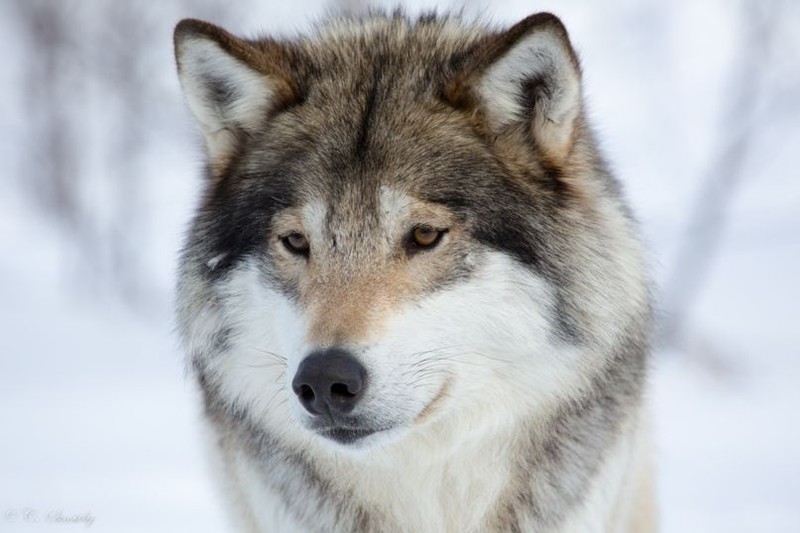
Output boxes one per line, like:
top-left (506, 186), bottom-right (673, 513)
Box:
top-left (1, 0), bottom-right (798, 531)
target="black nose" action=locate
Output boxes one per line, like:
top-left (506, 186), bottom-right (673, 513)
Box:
top-left (292, 348), bottom-right (367, 416)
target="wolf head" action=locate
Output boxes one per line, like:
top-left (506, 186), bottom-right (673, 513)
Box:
top-left (174, 13), bottom-right (649, 450)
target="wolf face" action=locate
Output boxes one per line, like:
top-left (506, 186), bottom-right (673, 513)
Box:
top-left (174, 13), bottom-right (649, 457)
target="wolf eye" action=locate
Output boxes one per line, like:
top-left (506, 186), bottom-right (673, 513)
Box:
top-left (281, 232), bottom-right (309, 256)
top-left (408, 225), bottom-right (446, 252)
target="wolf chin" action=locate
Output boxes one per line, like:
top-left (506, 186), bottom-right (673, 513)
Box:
top-left (174, 10), bottom-right (654, 533)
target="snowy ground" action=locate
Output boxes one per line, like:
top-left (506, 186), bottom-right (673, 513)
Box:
top-left (1, 1), bottom-right (798, 532)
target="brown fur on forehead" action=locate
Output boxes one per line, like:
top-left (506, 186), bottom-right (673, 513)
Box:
top-left (231, 12), bottom-right (590, 209)
top-left (278, 13), bottom-right (580, 169)
top-left (241, 15), bottom-right (490, 153)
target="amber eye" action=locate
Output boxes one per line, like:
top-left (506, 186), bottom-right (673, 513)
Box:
top-left (281, 232), bottom-right (309, 255)
top-left (410, 225), bottom-right (445, 251)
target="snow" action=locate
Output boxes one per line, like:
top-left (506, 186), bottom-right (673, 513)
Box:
top-left (1, 1), bottom-right (798, 531)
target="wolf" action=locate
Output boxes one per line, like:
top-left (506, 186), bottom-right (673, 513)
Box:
top-left (173, 10), bottom-right (654, 533)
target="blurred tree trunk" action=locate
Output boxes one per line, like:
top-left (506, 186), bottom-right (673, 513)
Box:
top-left (17, 1), bottom-right (83, 239)
top-left (657, 0), bottom-right (792, 350)
top-left (12, 0), bottom-right (239, 308)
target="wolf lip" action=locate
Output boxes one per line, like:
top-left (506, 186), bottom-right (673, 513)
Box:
top-left (317, 426), bottom-right (378, 444)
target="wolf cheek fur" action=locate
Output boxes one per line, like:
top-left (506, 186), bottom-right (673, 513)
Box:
top-left (174, 11), bottom-right (655, 533)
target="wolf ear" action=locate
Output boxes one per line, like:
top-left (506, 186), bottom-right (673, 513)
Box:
top-left (174, 19), bottom-right (295, 174)
top-left (453, 13), bottom-right (582, 163)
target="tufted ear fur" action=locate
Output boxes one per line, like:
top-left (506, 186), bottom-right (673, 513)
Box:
top-left (173, 19), bottom-right (296, 175)
top-left (451, 13), bottom-right (582, 164)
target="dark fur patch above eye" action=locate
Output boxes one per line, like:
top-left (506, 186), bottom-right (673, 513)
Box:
top-left (421, 181), bottom-right (544, 270)
top-left (191, 150), bottom-right (307, 278)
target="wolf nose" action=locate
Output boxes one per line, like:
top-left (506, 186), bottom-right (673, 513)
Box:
top-left (292, 349), bottom-right (367, 416)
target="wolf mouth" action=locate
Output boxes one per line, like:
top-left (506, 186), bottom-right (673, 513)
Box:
top-left (317, 426), bottom-right (382, 444)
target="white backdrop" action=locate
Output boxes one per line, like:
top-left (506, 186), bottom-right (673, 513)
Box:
top-left (1, 1), bottom-right (798, 531)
